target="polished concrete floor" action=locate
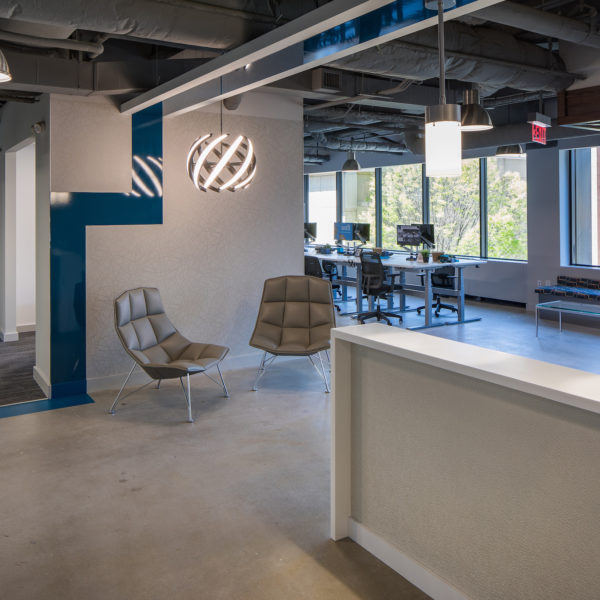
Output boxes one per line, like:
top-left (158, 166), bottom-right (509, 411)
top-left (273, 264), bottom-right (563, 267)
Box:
top-left (0, 364), bottom-right (430, 600)
top-left (3, 300), bottom-right (600, 599)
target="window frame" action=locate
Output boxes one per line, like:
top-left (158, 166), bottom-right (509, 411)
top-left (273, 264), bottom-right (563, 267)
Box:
top-left (305, 156), bottom-right (528, 262)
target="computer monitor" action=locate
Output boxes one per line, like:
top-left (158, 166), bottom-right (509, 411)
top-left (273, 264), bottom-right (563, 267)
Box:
top-left (353, 223), bottom-right (370, 244)
top-left (412, 223), bottom-right (435, 248)
top-left (334, 222), bottom-right (354, 242)
top-left (396, 225), bottom-right (422, 246)
top-left (304, 222), bottom-right (317, 241)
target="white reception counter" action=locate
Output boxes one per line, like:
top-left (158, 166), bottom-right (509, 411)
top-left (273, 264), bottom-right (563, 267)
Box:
top-left (331, 324), bottom-right (600, 600)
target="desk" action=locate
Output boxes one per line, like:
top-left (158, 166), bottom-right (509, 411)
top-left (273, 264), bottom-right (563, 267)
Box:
top-left (306, 251), bottom-right (485, 329)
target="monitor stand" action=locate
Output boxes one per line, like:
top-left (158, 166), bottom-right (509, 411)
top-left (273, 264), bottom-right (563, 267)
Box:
top-left (401, 246), bottom-right (418, 261)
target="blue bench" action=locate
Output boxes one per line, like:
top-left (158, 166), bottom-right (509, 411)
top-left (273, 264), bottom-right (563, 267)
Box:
top-left (535, 276), bottom-right (600, 302)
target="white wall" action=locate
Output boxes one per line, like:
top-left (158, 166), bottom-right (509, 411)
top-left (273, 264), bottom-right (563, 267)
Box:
top-left (47, 92), bottom-right (304, 390)
top-left (15, 141), bottom-right (36, 329)
top-left (0, 97), bottom-right (50, 388)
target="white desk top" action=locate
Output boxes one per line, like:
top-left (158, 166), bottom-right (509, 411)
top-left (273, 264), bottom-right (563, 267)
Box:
top-left (332, 323), bottom-right (600, 416)
top-left (306, 250), bottom-right (485, 270)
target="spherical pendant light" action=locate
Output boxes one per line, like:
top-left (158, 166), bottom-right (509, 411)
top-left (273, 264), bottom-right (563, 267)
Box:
top-left (187, 133), bottom-right (256, 192)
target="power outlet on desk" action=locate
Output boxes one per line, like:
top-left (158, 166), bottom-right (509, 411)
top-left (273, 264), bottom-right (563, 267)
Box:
top-left (537, 280), bottom-right (542, 287)
top-left (545, 280), bottom-right (551, 286)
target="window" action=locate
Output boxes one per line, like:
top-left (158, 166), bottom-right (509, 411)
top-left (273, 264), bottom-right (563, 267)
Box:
top-left (429, 159), bottom-right (480, 256)
top-left (571, 146), bottom-right (600, 266)
top-left (342, 169), bottom-right (376, 245)
top-left (381, 164), bottom-right (423, 248)
top-left (487, 156), bottom-right (527, 260)
top-left (308, 172), bottom-right (336, 244)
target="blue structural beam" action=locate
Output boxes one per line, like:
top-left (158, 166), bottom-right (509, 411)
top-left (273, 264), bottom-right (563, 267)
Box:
top-left (50, 104), bottom-right (163, 398)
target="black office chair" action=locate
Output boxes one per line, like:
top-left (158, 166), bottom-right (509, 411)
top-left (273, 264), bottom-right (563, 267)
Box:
top-left (322, 260), bottom-right (342, 298)
top-left (356, 251), bottom-right (402, 326)
top-left (305, 256), bottom-right (341, 312)
top-left (416, 266), bottom-right (458, 317)
top-left (304, 255), bottom-right (323, 278)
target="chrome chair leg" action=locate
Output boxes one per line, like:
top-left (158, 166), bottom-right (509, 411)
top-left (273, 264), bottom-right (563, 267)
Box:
top-left (318, 351), bottom-right (330, 393)
top-left (308, 353), bottom-right (330, 393)
top-left (179, 374), bottom-right (193, 423)
top-left (252, 351), bottom-right (275, 391)
top-left (216, 364), bottom-right (230, 397)
top-left (156, 379), bottom-right (161, 389)
top-left (109, 362), bottom-right (136, 414)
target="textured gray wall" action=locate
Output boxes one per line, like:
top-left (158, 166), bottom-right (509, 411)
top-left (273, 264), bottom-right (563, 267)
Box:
top-left (350, 344), bottom-right (600, 600)
top-left (80, 94), bottom-right (304, 380)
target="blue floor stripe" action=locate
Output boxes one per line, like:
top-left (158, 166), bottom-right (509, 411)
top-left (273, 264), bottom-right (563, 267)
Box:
top-left (0, 395), bottom-right (94, 419)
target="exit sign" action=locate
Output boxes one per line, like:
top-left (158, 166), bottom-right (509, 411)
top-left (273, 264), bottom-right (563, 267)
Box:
top-left (532, 123), bottom-right (547, 144)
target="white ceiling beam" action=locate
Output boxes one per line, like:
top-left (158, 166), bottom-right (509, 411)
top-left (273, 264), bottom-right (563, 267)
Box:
top-left (120, 0), bottom-right (398, 114)
top-left (122, 0), bottom-right (504, 116)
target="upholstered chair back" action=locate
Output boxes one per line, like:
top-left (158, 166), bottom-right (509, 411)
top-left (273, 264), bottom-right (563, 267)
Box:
top-left (249, 275), bottom-right (335, 355)
top-left (114, 287), bottom-right (191, 369)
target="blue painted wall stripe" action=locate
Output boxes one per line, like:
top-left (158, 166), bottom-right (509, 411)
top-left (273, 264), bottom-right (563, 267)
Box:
top-left (49, 104), bottom-right (164, 398)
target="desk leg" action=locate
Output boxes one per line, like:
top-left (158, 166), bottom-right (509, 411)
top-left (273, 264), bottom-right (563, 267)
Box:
top-left (341, 265), bottom-right (348, 301)
top-left (424, 270), bottom-right (433, 327)
top-left (559, 310), bottom-right (562, 332)
top-left (356, 263), bottom-right (363, 314)
top-left (536, 307), bottom-right (539, 337)
top-left (399, 271), bottom-right (406, 311)
top-left (457, 267), bottom-right (465, 321)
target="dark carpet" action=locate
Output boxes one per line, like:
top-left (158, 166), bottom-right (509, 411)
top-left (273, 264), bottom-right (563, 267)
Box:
top-left (0, 332), bottom-right (45, 406)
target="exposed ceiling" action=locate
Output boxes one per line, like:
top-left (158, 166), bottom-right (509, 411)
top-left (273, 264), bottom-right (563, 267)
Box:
top-left (0, 0), bottom-right (598, 166)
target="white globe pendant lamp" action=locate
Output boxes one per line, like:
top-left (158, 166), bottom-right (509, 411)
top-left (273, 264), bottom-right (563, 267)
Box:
top-left (424, 0), bottom-right (462, 178)
top-left (0, 49), bottom-right (12, 82)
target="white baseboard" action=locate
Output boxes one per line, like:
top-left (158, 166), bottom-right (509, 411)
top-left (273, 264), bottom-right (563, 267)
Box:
top-left (33, 365), bottom-right (51, 398)
top-left (0, 329), bottom-right (19, 342)
top-left (17, 323), bottom-right (35, 333)
top-left (348, 519), bottom-right (470, 600)
top-left (87, 368), bottom-right (151, 394)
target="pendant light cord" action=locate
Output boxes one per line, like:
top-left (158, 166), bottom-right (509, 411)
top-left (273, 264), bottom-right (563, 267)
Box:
top-left (220, 77), bottom-right (223, 135)
top-left (437, 0), bottom-right (446, 105)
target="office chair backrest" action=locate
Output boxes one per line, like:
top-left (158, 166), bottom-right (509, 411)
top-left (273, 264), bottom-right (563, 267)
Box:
top-left (304, 255), bottom-right (323, 278)
top-left (114, 287), bottom-right (190, 367)
top-left (360, 251), bottom-right (387, 295)
top-left (321, 260), bottom-right (338, 277)
top-left (431, 266), bottom-right (455, 289)
top-left (249, 275), bottom-right (335, 355)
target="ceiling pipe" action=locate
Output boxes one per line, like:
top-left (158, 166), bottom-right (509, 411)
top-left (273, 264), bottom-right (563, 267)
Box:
top-left (0, 29), bottom-right (105, 57)
top-left (473, 1), bottom-right (600, 49)
top-left (307, 132), bottom-right (406, 153)
top-left (306, 107), bottom-right (423, 125)
top-left (304, 119), bottom-right (408, 136)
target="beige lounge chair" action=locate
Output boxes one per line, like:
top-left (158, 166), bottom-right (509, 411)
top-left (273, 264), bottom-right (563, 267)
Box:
top-left (249, 275), bottom-right (336, 392)
top-left (111, 287), bottom-right (229, 422)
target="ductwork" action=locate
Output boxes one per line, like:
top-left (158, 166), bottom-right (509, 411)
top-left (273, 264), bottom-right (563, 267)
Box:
top-left (306, 107), bottom-right (422, 125)
top-left (0, 29), bottom-right (104, 56)
top-left (304, 119), bottom-right (408, 136)
top-left (0, 0), bottom-right (278, 50)
top-left (329, 21), bottom-right (577, 96)
top-left (307, 132), bottom-right (406, 153)
top-left (473, 1), bottom-right (600, 50)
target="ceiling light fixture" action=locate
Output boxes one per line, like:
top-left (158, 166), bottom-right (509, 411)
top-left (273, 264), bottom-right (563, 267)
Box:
top-left (187, 79), bottom-right (256, 192)
top-left (461, 88), bottom-right (493, 132)
top-left (342, 150), bottom-right (360, 171)
top-left (495, 144), bottom-right (525, 158)
top-left (0, 49), bottom-right (12, 83)
top-left (424, 0), bottom-right (461, 178)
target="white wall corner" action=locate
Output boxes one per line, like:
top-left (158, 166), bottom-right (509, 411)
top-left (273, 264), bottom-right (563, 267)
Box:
top-left (32, 364), bottom-right (50, 398)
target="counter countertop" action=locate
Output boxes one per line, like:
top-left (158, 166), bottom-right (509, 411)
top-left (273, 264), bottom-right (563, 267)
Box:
top-left (332, 323), bottom-right (600, 415)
